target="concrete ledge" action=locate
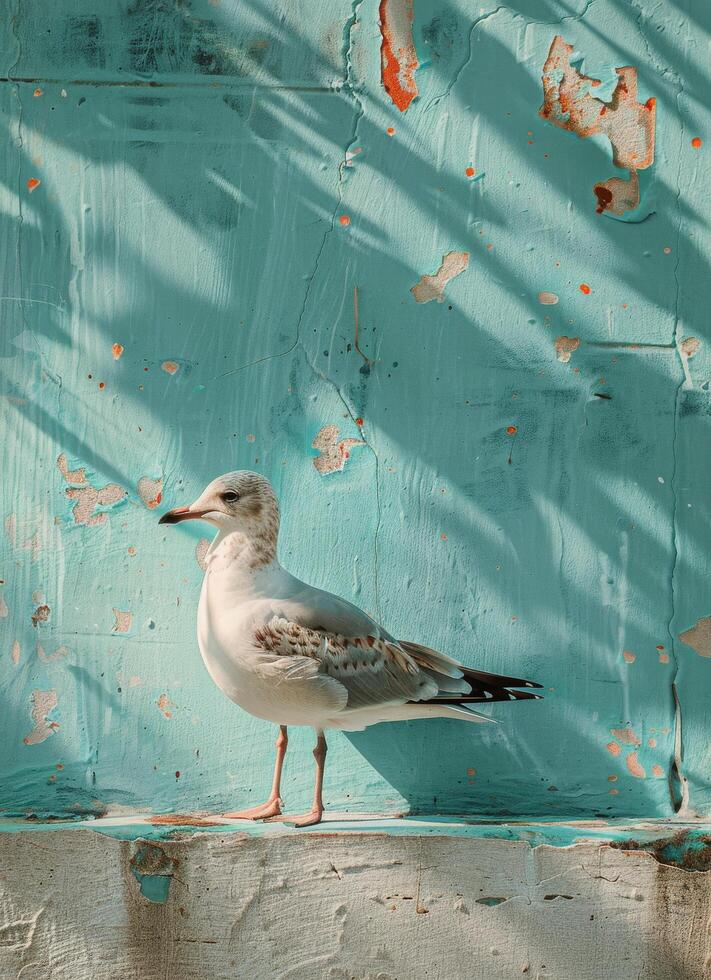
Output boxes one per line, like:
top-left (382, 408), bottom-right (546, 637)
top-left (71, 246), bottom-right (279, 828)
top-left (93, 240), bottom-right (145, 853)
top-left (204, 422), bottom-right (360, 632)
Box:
top-left (1, 817), bottom-right (709, 979)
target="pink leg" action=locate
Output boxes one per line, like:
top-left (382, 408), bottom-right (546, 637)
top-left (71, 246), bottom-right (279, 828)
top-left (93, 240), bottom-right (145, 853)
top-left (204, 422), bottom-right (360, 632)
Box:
top-left (286, 729), bottom-right (327, 827)
top-left (224, 726), bottom-right (288, 819)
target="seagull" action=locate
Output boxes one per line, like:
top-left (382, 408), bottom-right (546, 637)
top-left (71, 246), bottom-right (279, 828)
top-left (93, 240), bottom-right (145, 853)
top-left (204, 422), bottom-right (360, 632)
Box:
top-left (159, 471), bottom-right (542, 826)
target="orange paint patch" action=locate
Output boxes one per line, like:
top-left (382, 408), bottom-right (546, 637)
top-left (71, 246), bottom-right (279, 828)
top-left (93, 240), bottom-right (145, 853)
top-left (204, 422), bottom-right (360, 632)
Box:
top-left (659, 652), bottom-right (669, 663)
top-left (465, 166), bottom-right (476, 177)
top-left (622, 650), bottom-right (636, 664)
top-left (112, 343), bottom-right (124, 360)
top-left (647, 738), bottom-right (657, 748)
top-left (611, 727), bottom-right (641, 746)
top-left (651, 764), bottom-right (664, 778)
top-left (606, 741), bottom-right (621, 757)
top-left (355, 417), bottom-right (364, 426)
top-left (161, 361), bottom-right (179, 375)
top-left (691, 137), bottom-right (702, 149)
top-left (625, 751), bottom-right (646, 779)
top-left (27, 178), bottom-right (41, 192)
top-left (379, 0), bottom-right (419, 113)
top-left (33, 88), bottom-right (43, 97)
top-left (607, 775), bottom-right (617, 782)
top-left (386, 127), bottom-right (396, 136)
top-left (339, 215), bottom-right (351, 227)
top-left (156, 694), bottom-right (174, 719)
top-left (579, 283), bottom-right (591, 295)
top-left (506, 425), bottom-right (517, 435)
top-left (98, 382), bottom-right (105, 390)
top-left (467, 768), bottom-right (476, 776)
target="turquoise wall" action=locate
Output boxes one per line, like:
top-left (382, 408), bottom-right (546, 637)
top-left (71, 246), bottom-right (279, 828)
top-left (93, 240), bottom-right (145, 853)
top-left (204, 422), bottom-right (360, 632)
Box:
top-left (2, 0), bottom-right (710, 821)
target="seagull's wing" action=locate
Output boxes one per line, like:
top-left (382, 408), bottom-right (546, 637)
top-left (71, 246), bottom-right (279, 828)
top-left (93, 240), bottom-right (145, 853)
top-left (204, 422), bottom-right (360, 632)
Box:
top-left (254, 616), bottom-right (439, 710)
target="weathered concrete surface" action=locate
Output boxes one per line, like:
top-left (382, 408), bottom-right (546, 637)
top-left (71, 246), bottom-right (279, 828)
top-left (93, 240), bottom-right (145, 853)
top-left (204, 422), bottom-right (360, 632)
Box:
top-left (1, 827), bottom-right (711, 980)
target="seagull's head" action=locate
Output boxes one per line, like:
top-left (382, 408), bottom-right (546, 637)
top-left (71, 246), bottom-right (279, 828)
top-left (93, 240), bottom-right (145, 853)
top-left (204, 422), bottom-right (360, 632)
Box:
top-left (159, 471), bottom-right (279, 533)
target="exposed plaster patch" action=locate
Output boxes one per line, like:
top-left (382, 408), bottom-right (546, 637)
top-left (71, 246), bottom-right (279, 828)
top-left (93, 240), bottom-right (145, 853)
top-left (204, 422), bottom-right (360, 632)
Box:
top-left (58, 453), bottom-right (126, 526)
top-left (379, 0), bottom-right (418, 112)
top-left (540, 36), bottom-right (655, 218)
top-left (161, 360), bottom-right (180, 375)
top-left (555, 336), bottom-right (580, 363)
top-left (23, 689), bottom-right (59, 745)
top-left (625, 751), bottom-right (646, 779)
top-left (678, 337), bottom-right (700, 389)
top-left (196, 538), bottom-right (210, 570)
top-left (606, 741), bottom-right (621, 757)
top-left (611, 727), bottom-right (641, 746)
top-left (312, 425), bottom-right (365, 475)
top-left (538, 291), bottom-right (559, 305)
top-left (0, 910), bottom-right (42, 951)
top-left (679, 616), bottom-right (711, 658)
top-left (56, 453), bottom-right (87, 486)
top-left (36, 642), bottom-right (69, 663)
top-left (112, 609), bottom-right (132, 634)
top-left (11, 640), bottom-right (20, 665)
top-left (137, 476), bottom-right (163, 510)
top-left (0, 594), bottom-right (8, 618)
top-left (112, 342), bottom-right (124, 360)
top-left (31, 603), bottom-right (50, 627)
top-left (411, 251), bottom-right (470, 304)
top-left (611, 829), bottom-right (711, 871)
top-left (4, 514), bottom-right (16, 545)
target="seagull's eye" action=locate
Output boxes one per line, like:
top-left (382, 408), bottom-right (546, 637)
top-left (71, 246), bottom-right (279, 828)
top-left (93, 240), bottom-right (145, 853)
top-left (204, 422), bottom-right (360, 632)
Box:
top-left (222, 490), bottom-right (240, 503)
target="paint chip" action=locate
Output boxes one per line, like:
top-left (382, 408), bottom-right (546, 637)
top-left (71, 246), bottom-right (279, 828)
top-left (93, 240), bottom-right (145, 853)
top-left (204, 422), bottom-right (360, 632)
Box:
top-left (606, 741), bottom-right (621, 757)
top-left (312, 425), bottom-right (365, 475)
top-left (611, 727), bottom-right (641, 746)
top-left (112, 609), bottom-right (132, 634)
top-left (555, 336), bottom-right (580, 363)
top-left (58, 455), bottom-right (126, 525)
top-left (23, 690), bottom-right (59, 745)
top-left (540, 37), bottom-right (655, 217)
top-left (0, 595), bottom-right (8, 618)
top-left (57, 453), bottom-right (87, 486)
top-left (11, 640), bottom-right (20, 665)
top-left (622, 650), bottom-right (636, 664)
top-left (380, 0), bottom-right (419, 112)
top-left (411, 251), bottom-right (469, 304)
top-left (27, 178), bottom-right (41, 192)
top-left (651, 764), bottom-right (664, 777)
top-left (625, 751), bottom-right (646, 779)
top-left (538, 291), bottom-right (559, 305)
top-left (112, 343), bottom-right (125, 360)
top-left (157, 693), bottom-right (175, 719)
top-left (31, 604), bottom-right (51, 628)
top-left (680, 337), bottom-right (700, 358)
top-left (161, 360), bottom-right (180, 375)
top-left (137, 476), bottom-right (163, 510)
top-left (339, 215), bottom-right (351, 227)
top-left (679, 616), bottom-right (711, 658)
top-left (691, 137), bottom-right (702, 149)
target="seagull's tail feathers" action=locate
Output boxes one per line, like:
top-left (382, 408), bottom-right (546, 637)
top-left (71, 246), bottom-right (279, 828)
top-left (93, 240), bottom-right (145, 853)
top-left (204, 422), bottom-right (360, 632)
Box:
top-left (400, 641), bottom-right (543, 705)
top-left (332, 702), bottom-right (494, 731)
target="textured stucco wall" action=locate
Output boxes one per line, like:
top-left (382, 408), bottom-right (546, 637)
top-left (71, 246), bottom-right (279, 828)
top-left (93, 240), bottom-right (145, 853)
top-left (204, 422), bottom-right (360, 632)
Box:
top-left (2, 825), bottom-right (711, 980)
top-left (1, 0), bottom-right (711, 823)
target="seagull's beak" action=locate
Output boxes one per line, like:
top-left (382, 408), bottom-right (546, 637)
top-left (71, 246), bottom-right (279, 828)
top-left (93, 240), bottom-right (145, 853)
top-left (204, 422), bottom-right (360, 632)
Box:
top-left (158, 506), bottom-right (209, 525)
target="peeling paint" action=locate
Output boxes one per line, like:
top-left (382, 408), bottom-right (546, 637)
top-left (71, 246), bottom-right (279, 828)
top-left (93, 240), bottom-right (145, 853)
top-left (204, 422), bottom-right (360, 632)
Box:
top-left (540, 36), bottom-right (655, 218)
top-left (679, 616), bottom-right (711, 658)
top-left (56, 453), bottom-right (87, 486)
top-left (0, 594), bottom-right (8, 618)
top-left (137, 476), bottom-right (163, 510)
top-left (36, 642), bottom-right (69, 663)
top-left (379, 0), bottom-right (418, 112)
top-left (312, 425), bottom-right (365, 475)
top-left (538, 291), bottom-right (559, 305)
top-left (555, 336), bottom-right (580, 363)
top-left (11, 640), bottom-right (20, 666)
top-left (611, 727), bottom-right (641, 746)
top-left (57, 453), bottom-right (126, 525)
top-left (411, 251), bottom-right (469, 304)
top-left (129, 842), bottom-right (175, 903)
top-left (625, 751), bottom-right (646, 779)
top-left (157, 694), bottom-right (175, 718)
top-left (112, 609), bottom-right (132, 634)
top-left (112, 342), bottom-right (124, 359)
top-left (23, 689), bottom-right (59, 745)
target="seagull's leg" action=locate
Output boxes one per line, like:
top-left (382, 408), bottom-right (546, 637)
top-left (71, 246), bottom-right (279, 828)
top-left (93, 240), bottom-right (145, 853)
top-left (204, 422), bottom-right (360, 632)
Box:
top-left (286, 729), bottom-right (327, 827)
top-left (223, 726), bottom-right (288, 819)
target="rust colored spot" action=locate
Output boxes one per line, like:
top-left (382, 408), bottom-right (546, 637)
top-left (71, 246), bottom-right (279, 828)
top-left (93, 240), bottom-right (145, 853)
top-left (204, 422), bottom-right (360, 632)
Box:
top-left (27, 178), bottom-right (40, 192)
top-left (659, 652), bottom-right (669, 664)
top-left (555, 336), bottom-right (580, 363)
top-left (411, 251), bottom-right (469, 304)
top-left (506, 425), bottom-right (517, 435)
top-left (137, 476), bottom-right (164, 510)
top-left (161, 360), bottom-right (180, 375)
top-left (625, 751), bottom-right (646, 779)
top-left (379, 0), bottom-right (419, 113)
top-left (651, 764), bottom-right (664, 777)
top-left (98, 382), bottom-right (105, 390)
top-left (606, 741), bottom-right (621, 757)
top-left (608, 775), bottom-right (617, 782)
top-left (622, 650), bottom-right (636, 664)
top-left (112, 609), bottom-right (132, 634)
top-left (579, 283), bottom-right (591, 295)
top-left (312, 424), bottom-right (365, 475)
top-left (33, 87), bottom-right (43, 97)
top-left (355, 417), bottom-right (364, 426)
top-left (467, 768), bottom-right (476, 776)
top-left (540, 36), bottom-right (655, 217)
top-left (692, 137), bottom-right (702, 149)
top-left (157, 693), bottom-right (175, 718)
top-left (648, 738), bottom-right (657, 748)
top-left (387, 127), bottom-right (396, 136)
top-left (339, 215), bottom-right (350, 226)
top-left (31, 604), bottom-right (50, 628)
top-left (112, 343), bottom-right (124, 360)
top-left (465, 166), bottom-right (476, 177)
